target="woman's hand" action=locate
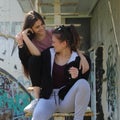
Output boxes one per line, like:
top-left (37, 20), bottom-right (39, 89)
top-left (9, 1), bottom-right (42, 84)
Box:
top-left (18, 28), bottom-right (40, 55)
top-left (69, 67), bottom-right (79, 79)
top-left (15, 32), bottom-right (23, 46)
top-left (22, 28), bottom-right (33, 37)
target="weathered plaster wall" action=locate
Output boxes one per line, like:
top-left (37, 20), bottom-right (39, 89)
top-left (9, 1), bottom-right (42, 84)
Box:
top-left (91, 0), bottom-right (120, 119)
top-left (0, 36), bottom-right (32, 120)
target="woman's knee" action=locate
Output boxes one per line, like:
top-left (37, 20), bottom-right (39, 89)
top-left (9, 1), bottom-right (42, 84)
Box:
top-left (75, 79), bottom-right (90, 92)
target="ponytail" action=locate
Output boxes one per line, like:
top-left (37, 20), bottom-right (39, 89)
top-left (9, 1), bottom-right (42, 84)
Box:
top-left (68, 25), bottom-right (81, 51)
top-left (52, 25), bottom-right (81, 51)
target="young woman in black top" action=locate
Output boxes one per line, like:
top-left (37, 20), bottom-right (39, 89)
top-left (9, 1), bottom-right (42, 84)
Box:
top-left (32, 25), bottom-right (91, 120)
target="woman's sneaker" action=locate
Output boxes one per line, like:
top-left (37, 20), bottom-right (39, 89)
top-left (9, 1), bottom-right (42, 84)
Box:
top-left (24, 99), bottom-right (39, 113)
top-left (86, 106), bottom-right (92, 113)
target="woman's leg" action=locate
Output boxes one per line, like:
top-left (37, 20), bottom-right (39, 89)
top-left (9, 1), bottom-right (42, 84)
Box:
top-left (28, 55), bottom-right (42, 99)
top-left (33, 87), bottom-right (41, 98)
top-left (32, 97), bottom-right (57, 120)
top-left (29, 56), bottom-right (42, 89)
top-left (24, 56), bottom-right (41, 113)
top-left (59, 79), bottom-right (90, 120)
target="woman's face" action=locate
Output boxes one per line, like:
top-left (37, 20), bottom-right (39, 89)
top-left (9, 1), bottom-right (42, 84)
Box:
top-left (52, 35), bottom-right (67, 53)
top-left (32, 19), bottom-right (45, 35)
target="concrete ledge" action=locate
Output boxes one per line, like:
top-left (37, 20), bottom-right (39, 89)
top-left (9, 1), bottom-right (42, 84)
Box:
top-left (53, 112), bottom-right (94, 117)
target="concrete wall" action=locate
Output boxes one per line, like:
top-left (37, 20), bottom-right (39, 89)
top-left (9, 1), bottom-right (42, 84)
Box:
top-left (91, 0), bottom-right (120, 119)
top-left (0, 0), bottom-right (24, 22)
top-left (0, 1), bottom-right (33, 119)
top-left (0, 0), bottom-right (25, 36)
top-left (0, 36), bottom-right (32, 120)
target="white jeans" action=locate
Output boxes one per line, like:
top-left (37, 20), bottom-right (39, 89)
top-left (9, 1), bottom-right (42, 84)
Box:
top-left (32, 79), bottom-right (90, 120)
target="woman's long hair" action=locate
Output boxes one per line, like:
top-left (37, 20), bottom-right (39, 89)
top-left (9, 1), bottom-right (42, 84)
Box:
top-left (21, 11), bottom-right (45, 78)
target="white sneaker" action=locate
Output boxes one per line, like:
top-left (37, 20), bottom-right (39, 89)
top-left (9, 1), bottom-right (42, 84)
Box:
top-left (86, 106), bottom-right (92, 113)
top-left (24, 99), bottom-right (38, 113)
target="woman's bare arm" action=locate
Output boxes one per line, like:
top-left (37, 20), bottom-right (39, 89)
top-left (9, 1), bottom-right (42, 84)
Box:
top-left (77, 49), bottom-right (89, 74)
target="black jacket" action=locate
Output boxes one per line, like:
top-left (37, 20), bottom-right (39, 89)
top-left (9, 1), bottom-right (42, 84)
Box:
top-left (18, 46), bottom-right (32, 71)
top-left (40, 47), bottom-right (91, 100)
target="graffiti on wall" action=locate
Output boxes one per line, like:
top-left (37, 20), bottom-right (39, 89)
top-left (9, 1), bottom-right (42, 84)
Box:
top-left (106, 44), bottom-right (118, 120)
top-left (0, 67), bottom-right (33, 120)
top-left (95, 47), bottom-right (105, 120)
top-left (0, 36), bottom-right (33, 119)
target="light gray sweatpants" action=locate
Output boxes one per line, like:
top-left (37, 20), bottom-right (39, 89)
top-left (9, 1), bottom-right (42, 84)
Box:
top-left (32, 79), bottom-right (90, 120)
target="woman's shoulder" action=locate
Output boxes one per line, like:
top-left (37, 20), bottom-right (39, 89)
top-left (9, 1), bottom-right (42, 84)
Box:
top-left (41, 46), bottom-right (53, 54)
top-left (46, 29), bottom-right (53, 36)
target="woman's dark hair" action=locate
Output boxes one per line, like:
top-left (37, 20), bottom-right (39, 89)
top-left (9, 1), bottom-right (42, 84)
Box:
top-left (52, 25), bottom-right (80, 51)
top-left (23, 10), bottom-right (45, 30)
top-left (22, 11), bottom-right (45, 78)
top-left (22, 10), bottom-right (45, 40)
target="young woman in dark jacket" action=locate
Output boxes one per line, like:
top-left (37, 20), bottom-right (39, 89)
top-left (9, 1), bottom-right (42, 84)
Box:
top-left (32, 25), bottom-right (91, 120)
